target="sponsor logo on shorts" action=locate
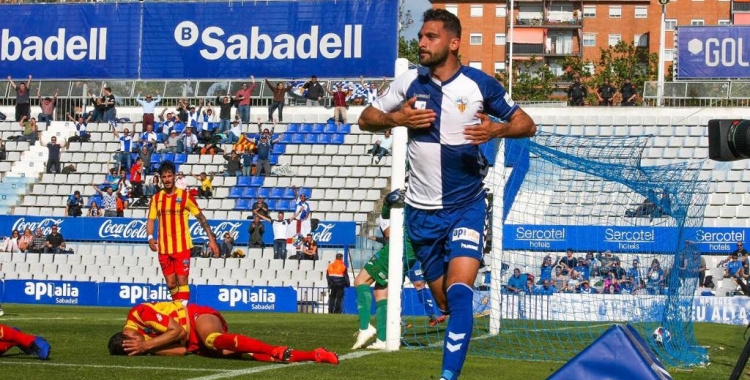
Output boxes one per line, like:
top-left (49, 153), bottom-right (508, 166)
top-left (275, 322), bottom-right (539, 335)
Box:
top-left (182, 259), bottom-right (190, 267)
top-left (452, 227), bottom-right (480, 244)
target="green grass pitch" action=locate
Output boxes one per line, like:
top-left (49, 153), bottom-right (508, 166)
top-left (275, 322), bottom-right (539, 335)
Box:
top-left (0, 304), bottom-right (747, 380)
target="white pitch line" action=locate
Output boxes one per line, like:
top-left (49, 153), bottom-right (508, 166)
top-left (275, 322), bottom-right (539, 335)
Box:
top-left (0, 317), bottom-right (82, 321)
top-left (1, 361), bottom-right (233, 372)
top-left (185, 350), bottom-right (381, 380)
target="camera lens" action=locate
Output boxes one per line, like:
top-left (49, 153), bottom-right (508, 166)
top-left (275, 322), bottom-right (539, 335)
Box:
top-left (726, 120), bottom-right (750, 159)
top-left (709, 119), bottom-right (750, 161)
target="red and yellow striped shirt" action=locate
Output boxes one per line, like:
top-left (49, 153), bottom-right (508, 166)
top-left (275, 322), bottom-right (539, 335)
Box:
top-left (148, 189), bottom-right (201, 254)
top-left (124, 301), bottom-right (189, 343)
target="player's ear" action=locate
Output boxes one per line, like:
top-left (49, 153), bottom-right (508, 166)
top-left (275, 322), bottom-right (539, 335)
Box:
top-left (108, 332), bottom-right (128, 355)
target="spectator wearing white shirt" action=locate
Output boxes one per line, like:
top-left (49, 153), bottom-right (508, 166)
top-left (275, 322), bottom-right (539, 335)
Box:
top-left (367, 129), bottom-right (393, 164)
top-left (180, 127), bottom-right (199, 154)
top-left (175, 171), bottom-right (188, 190)
top-left (135, 93), bottom-right (161, 132)
top-left (257, 211), bottom-right (291, 260)
top-left (140, 123), bottom-right (158, 153)
top-left (0, 230), bottom-right (20, 253)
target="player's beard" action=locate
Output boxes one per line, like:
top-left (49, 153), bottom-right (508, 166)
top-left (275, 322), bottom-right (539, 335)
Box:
top-left (419, 47), bottom-right (449, 68)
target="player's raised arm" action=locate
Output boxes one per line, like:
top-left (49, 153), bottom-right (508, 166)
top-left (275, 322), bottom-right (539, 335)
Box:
top-left (122, 318), bottom-right (186, 356)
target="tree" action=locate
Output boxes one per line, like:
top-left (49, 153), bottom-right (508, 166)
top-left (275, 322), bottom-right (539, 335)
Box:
top-left (397, 0), bottom-right (414, 39)
top-left (398, 36), bottom-right (420, 65)
top-left (594, 40), bottom-right (658, 89)
top-left (503, 57), bottom-right (556, 101)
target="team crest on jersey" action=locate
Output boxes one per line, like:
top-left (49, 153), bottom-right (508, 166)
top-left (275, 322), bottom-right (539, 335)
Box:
top-left (456, 97), bottom-right (469, 113)
top-left (176, 197), bottom-right (182, 203)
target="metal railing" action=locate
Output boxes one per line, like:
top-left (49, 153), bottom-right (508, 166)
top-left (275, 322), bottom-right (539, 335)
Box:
top-left (642, 80), bottom-right (750, 107)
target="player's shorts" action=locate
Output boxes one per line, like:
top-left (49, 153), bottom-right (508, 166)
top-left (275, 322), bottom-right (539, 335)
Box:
top-left (363, 243), bottom-right (416, 287)
top-left (185, 304), bottom-right (228, 356)
top-left (158, 249), bottom-right (191, 277)
top-left (406, 195), bottom-right (486, 283)
top-left (406, 260), bottom-right (425, 283)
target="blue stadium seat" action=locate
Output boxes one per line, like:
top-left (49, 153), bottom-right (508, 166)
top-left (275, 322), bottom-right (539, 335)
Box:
top-left (282, 199), bottom-right (297, 211)
top-left (241, 187), bottom-right (257, 198)
top-left (237, 176), bottom-right (252, 186)
top-left (323, 123), bottom-right (338, 134)
top-left (173, 122), bottom-right (185, 133)
top-left (291, 134), bottom-right (305, 144)
top-left (234, 198), bottom-right (250, 210)
top-left (272, 144), bottom-right (286, 154)
top-left (162, 153), bottom-right (175, 163)
top-left (174, 154), bottom-right (187, 164)
top-left (208, 122), bottom-right (218, 131)
top-left (269, 187), bottom-right (284, 199)
top-left (311, 123), bottom-right (325, 134)
top-left (282, 187), bottom-right (296, 199)
top-left (286, 123), bottom-right (300, 133)
top-left (150, 153), bottom-right (162, 164)
top-left (254, 188), bottom-right (269, 200)
top-left (265, 199), bottom-right (277, 211)
top-left (298, 187), bottom-right (311, 198)
top-left (250, 176), bottom-right (265, 187)
top-left (228, 187), bottom-right (243, 198)
top-left (157, 134), bottom-right (165, 143)
top-left (331, 134), bottom-right (345, 145)
top-left (299, 123), bottom-right (312, 134)
top-left (154, 122), bottom-right (161, 130)
top-left (279, 133), bottom-right (293, 144)
top-left (304, 133), bottom-right (318, 144)
top-left (270, 155), bottom-right (279, 165)
top-left (247, 133), bottom-right (261, 141)
top-left (317, 134), bottom-right (331, 144)
top-left (337, 124), bottom-right (351, 134)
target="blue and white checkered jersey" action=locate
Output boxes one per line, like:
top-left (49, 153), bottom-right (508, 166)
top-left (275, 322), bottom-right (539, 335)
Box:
top-left (372, 66), bottom-right (519, 210)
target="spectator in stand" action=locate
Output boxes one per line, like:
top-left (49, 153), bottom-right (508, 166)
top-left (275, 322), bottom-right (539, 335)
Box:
top-left (567, 76), bottom-right (587, 106)
top-left (139, 145), bottom-right (152, 175)
top-left (91, 184), bottom-right (118, 217)
top-left (37, 87), bottom-right (58, 127)
top-left (104, 168), bottom-right (120, 191)
top-left (252, 196), bottom-right (270, 220)
top-left (87, 93), bottom-right (106, 123)
top-left (175, 99), bottom-right (189, 123)
top-left (729, 241), bottom-right (749, 275)
top-left (216, 95), bottom-right (235, 133)
top-left (135, 93), bottom-right (162, 132)
top-left (29, 228), bottom-right (46, 253)
top-left (198, 104), bottom-right (218, 133)
top-left (257, 211), bottom-right (292, 260)
top-left (223, 151), bottom-right (242, 177)
top-left (235, 76), bottom-right (256, 125)
top-left (44, 224), bottom-right (67, 254)
top-left (566, 271), bottom-right (582, 293)
top-left (534, 279), bottom-right (555, 295)
top-left (646, 258), bottom-right (665, 295)
top-left (160, 130), bottom-right (180, 153)
top-left (186, 102), bottom-right (203, 131)
top-left (65, 190), bottom-right (84, 217)
top-left (597, 79), bottom-right (615, 106)
top-left (116, 170), bottom-right (132, 209)
top-left (574, 256), bottom-right (590, 281)
top-left (102, 87), bottom-right (117, 122)
top-left (524, 277), bottom-right (535, 293)
top-left (181, 127), bottom-right (200, 154)
top-left (540, 255), bottom-right (556, 283)
top-left (241, 147), bottom-right (255, 176)
top-left (174, 171), bottom-right (188, 190)
top-left (627, 259), bottom-right (643, 290)
top-left (299, 234), bottom-right (318, 261)
top-left (505, 268), bottom-right (527, 294)
top-left (303, 75), bottom-right (325, 106)
top-left (158, 108), bottom-right (177, 140)
top-left (559, 248), bottom-right (577, 276)
top-left (66, 114), bottom-right (91, 143)
top-left (367, 129), bottom-right (392, 164)
top-left (598, 250), bottom-right (617, 276)
top-left (579, 280), bottom-right (597, 294)
top-left (45, 136), bottom-right (65, 174)
top-left (611, 260), bottom-right (627, 281)
top-left (8, 75), bottom-right (32, 121)
top-left (586, 251), bottom-right (600, 278)
top-left (0, 139), bottom-right (6, 161)
top-left (553, 266), bottom-right (567, 292)
top-left (88, 201), bottom-right (103, 217)
top-left (266, 79), bottom-right (291, 122)
top-left (0, 230), bottom-right (20, 253)
top-left (18, 228), bottom-right (33, 253)
top-left (326, 82), bottom-right (350, 126)
top-left (219, 232), bottom-right (235, 259)
top-left (194, 172), bottom-right (214, 198)
top-left (620, 78), bottom-right (637, 106)
top-left (361, 76), bottom-right (388, 105)
top-left (218, 118), bottom-right (242, 144)
top-left (248, 218), bottom-right (265, 251)
top-left (17, 116), bottom-right (38, 143)
top-left (292, 186), bottom-right (312, 236)
top-left (139, 123), bottom-right (158, 154)
top-left (130, 158), bottom-right (145, 198)
top-left (603, 272), bottom-right (620, 294)
top-left (112, 125), bottom-right (134, 171)
top-left (255, 133), bottom-right (281, 177)
top-left (143, 173), bottom-right (161, 197)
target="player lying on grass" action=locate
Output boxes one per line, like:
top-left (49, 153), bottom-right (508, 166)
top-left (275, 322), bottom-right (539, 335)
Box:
top-left (353, 189), bottom-right (444, 350)
top-left (108, 301), bottom-right (338, 364)
top-left (0, 324), bottom-right (51, 360)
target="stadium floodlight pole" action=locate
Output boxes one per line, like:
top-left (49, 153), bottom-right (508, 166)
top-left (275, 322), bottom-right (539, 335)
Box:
top-left (656, 0), bottom-right (669, 107)
top-left (488, 148), bottom-right (505, 335)
top-left (508, 0), bottom-right (514, 97)
top-left (385, 57), bottom-right (410, 352)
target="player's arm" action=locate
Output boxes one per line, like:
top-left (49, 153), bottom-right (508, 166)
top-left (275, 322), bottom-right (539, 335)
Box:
top-left (146, 196), bottom-right (158, 252)
top-left (122, 319), bottom-right (186, 356)
top-left (358, 72), bottom-right (435, 132)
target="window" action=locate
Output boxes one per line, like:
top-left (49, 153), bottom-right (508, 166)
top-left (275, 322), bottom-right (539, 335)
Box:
top-left (608, 34), bottom-right (621, 46)
top-left (583, 33), bottom-right (596, 47)
top-left (583, 5), bottom-right (596, 18)
top-left (634, 34), bottom-right (648, 47)
top-left (665, 19), bottom-right (677, 31)
top-left (470, 5), bottom-right (483, 17)
top-left (635, 6), bottom-right (647, 18)
top-left (664, 49), bottom-right (674, 62)
top-left (691, 19), bottom-right (705, 25)
top-left (470, 33), bottom-right (483, 45)
top-left (494, 62), bottom-right (506, 73)
top-left (495, 33), bottom-right (507, 46)
top-left (469, 61), bottom-right (483, 70)
top-left (584, 63), bottom-right (595, 76)
top-left (496, 5), bottom-right (507, 17)
top-left (609, 6), bottom-right (621, 18)
top-left (719, 19), bottom-right (731, 26)
top-left (445, 4), bottom-right (458, 16)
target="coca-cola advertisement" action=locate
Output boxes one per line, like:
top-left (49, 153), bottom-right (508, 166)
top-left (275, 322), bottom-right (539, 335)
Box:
top-left (0, 216), bottom-right (356, 246)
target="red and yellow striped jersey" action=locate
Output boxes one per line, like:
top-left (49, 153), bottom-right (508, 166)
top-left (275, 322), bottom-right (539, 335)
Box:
top-left (148, 189), bottom-right (202, 254)
top-left (124, 301), bottom-right (189, 342)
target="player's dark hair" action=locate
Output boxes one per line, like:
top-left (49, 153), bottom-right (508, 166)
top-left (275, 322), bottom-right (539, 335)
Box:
top-left (423, 8), bottom-right (462, 38)
top-left (108, 332), bottom-right (128, 355)
top-left (159, 161), bottom-right (176, 176)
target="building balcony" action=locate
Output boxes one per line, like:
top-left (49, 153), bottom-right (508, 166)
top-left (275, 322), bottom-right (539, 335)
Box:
top-left (508, 43), bottom-right (581, 57)
top-left (733, 2), bottom-right (750, 11)
top-left (516, 17), bottom-right (582, 28)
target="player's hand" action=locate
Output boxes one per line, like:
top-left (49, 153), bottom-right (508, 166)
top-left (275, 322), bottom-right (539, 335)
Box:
top-left (393, 97), bottom-right (436, 129)
top-left (464, 113), bottom-right (504, 145)
top-left (208, 240), bottom-right (221, 258)
top-left (148, 238), bottom-right (158, 252)
top-left (384, 188), bottom-right (405, 207)
top-left (122, 335), bottom-right (149, 356)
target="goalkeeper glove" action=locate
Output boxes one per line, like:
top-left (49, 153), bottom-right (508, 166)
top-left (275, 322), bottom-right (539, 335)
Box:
top-left (384, 188), bottom-right (405, 208)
